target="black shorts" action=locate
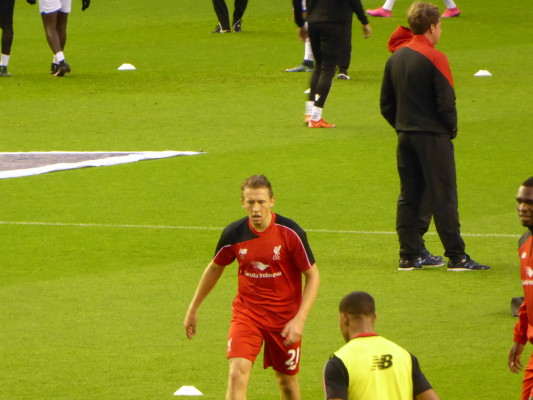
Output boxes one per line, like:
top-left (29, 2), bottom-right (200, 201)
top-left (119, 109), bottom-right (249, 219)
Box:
top-left (0, 0), bottom-right (16, 28)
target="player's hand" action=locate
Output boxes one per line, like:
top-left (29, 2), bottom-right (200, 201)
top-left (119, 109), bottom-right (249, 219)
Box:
top-left (298, 24), bottom-right (308, 41)
top-left (362, 24), bottom-right (372, 38)
top-left (508, 342), bottom-right (525, 373)
top-left (184, 310), bottom-right (198, 339)
top-left (450, 127), bottom-right (458, 139)
top-left (281, 317), bottom-right (304, 346)
top-left (26, 0), bottom-right (36, 5)
top-left (82, 0), bottom-right (90, 11)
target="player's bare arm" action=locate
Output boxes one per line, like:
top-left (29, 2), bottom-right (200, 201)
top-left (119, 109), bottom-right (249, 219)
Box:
top-left (184, 261), bottom-right (225, 339)
top-left (508, 342), bottom-right (525, 373)
top-left (416, 389), bottom-right (440, 400)
top-left (282, 264), bottom-right (320, 345)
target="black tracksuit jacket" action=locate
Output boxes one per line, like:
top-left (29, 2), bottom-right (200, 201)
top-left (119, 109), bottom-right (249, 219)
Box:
top-left (380, 35), bottom-right (458, 138)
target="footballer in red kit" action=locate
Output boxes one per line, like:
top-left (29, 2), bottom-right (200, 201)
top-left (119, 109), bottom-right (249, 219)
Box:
top-left (508, 177), bottom-right (533, 400)
top-left (214, 212), bottom-right (314, 331)
top-left (184, 175), bottom-right (320, 400)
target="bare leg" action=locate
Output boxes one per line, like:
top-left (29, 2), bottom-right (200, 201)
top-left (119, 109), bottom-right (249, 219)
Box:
top-left (41, 11), bottom-right (61, 54)
top-left (275, 371), bottom-right (300, 400)
top-left (56, 11), bottom-right (68, 50)
top-left (226, 357), bottom-right (253, 400)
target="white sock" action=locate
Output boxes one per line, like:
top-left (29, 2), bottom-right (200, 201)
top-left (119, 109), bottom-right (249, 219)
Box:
top-left (311, 106), bottom-right (323, 121)
top-left (1, 54), bottom-right (9, 67)
top-left (304, 38), bottom-right (314, 62)
top-left (443, 0), bottom-right (457, 8)
top-left (382, 0), bottom-right (396, 10)
top-left (305, 101), bottom-right (313, 116)
top-left (55, 51), bottom-right (65, 63)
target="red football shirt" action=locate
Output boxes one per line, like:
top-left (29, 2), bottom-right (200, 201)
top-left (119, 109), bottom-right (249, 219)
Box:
top-left (213, 213), bottom-right (315, 330)
top-left (514, 232), bottom-right (533, 344)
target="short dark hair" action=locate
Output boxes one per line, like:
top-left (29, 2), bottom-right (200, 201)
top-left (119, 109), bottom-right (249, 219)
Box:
top-left (339, 291), bottom-right (376, 316)
top-left (241, 175), bottom-right (274, 198)
top-left (407, 2), bottom-right (440, 35)
top-left (522, 177), bottom-right (533, 187)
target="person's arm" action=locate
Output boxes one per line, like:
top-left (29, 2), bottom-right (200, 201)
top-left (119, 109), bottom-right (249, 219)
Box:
top-left (348, 0), bottom-right (372, 38)
top-left (416, 389), bottom-right (440, 400)
top-left (324, 356), bottom-right (349, 400)
top-left (509, 342), bottom-right (525, 373)
top-left (411, 354), bottom-right (438, 399)
top-left (292, 0), bottom-right (305, 27)
top-left (281, 264), bottom-right (320, 345)
top-left (433, 55), bottom-right (457, 137)
top-left (183, 261), bottom-right (225, 339)
top-left (348, 0), bottom-right (369, 26)
top-left (380, 61), bottom-right (397, 129)
top-left (362, 24), bottom-right (372, 38)
top-left (291, 0), bottom-right (307, 40)
top-left (509, 300), bottom-right (528, 372)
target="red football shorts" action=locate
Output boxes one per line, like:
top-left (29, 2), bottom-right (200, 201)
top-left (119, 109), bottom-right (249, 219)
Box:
top-left (227, 314), bottom-right (301, 375)
top-left (522, 352), bottom-right (533, 400)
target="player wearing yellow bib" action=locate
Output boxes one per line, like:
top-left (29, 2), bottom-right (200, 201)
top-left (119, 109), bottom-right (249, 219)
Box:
top-left (324, 291), bottom-right (439, 400)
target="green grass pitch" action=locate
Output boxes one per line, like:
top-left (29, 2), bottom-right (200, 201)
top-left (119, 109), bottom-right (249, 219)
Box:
top-left (1, 0), bottom-right (532, 398)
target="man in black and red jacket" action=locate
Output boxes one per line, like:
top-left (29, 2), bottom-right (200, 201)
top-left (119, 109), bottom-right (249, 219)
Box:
top-left (380, 1), bottom-right (489, 272)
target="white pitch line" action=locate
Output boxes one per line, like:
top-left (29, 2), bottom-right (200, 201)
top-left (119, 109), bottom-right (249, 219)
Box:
top-left (306, 228), bottom-right (520, 238)
top-left (0, 221), bottom-right (221, 231)
top-left (0, 221), bottom-right (521, 238)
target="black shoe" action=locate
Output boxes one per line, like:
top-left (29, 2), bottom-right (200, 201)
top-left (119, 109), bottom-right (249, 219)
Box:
top-left (418, 249), bottom-right (445, 267)
top-left (398, 258), bottom-right (422, 271)
top-left (210, 24), bottom-right (230, 33)
top-left (54, 60), bottom-right (70, 77)
top-left (0, 66), bottom-right (11, 77)
top-left (232, 19), bottom-right (242, 32)
top-left (337, 68), bottom-right (350, 80)
top-left (447, 256), bottom-right (490, 271)
top-left (50, 63), bottom-right (59, 75)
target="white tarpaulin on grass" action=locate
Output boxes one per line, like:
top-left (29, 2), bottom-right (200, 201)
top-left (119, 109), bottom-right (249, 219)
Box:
top-left (0, 151), bottom-right (204, 179)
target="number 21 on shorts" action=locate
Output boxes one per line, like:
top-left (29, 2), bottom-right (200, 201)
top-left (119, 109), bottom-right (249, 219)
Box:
top-left (285, 347), bottom-right (300, 371)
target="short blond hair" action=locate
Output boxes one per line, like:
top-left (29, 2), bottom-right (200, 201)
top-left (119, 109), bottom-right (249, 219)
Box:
top-left (241, 175), bottom-right (274, 198)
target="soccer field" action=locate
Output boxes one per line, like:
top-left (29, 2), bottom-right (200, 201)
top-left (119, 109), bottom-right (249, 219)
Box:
top-left (1, 0), bottom-right (532, 398)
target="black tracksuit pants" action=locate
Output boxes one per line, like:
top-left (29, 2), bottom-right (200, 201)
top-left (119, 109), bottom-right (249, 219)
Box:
top-left (337, 18), bottom-right (352, 73)
top-left (212, 0), bottom-right (248, 31)
top-left (396, 131), bottom-right (465, 260)
top-left (0, 0), bottom-right (15, 55)
top-left (308, 21), bottom-right (351, 108)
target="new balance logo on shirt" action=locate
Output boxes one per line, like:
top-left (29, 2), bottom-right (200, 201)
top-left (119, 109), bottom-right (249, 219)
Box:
top-left (372, 354), bottom-right (394, 370)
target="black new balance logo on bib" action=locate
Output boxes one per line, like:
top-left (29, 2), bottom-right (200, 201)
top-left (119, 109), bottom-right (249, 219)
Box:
top-left (372, 354), bottom-right (393, 370)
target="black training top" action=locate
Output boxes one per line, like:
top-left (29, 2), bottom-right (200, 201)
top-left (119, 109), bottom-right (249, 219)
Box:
top-left (292, 0), bottom-right (368, 27)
